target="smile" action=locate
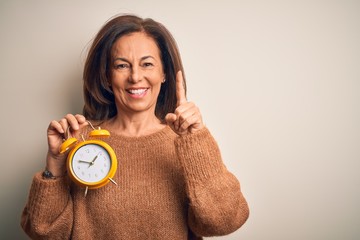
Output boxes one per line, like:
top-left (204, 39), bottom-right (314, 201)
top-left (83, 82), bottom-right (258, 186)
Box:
top-left (126, 88), bottom-right (149, 98)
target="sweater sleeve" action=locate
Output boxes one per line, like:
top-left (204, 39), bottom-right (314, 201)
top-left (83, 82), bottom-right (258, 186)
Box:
top-left (175, 128), bottom-right (249, 237)
top-left (21, 172), bottom-right (73, 240)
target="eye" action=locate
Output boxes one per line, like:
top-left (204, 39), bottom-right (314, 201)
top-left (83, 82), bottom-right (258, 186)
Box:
top-left (115, 63), bottom-right (129, 69)
top-left (142, 62), bottom-right (154, 68)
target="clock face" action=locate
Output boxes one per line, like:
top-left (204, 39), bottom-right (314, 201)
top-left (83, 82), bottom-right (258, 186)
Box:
top-left (71, 143), bottom-right (112, 183)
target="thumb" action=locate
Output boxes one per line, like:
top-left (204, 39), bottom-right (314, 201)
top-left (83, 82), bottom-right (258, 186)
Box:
top-left (165, 113), bottom-right (178, 133)
top-left (165, 113), bottom-right (177, 125)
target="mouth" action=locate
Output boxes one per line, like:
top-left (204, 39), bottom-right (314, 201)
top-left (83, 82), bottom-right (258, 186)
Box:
top-left (126, 88), bottom-right (149, 98)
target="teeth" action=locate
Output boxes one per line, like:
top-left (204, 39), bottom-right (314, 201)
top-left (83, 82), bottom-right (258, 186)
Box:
top-left (128, 89), bottom-right (147, 95)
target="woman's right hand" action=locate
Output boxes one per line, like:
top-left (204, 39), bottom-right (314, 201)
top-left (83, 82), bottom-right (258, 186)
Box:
top-left (46, 114), bottom-right (88, 177)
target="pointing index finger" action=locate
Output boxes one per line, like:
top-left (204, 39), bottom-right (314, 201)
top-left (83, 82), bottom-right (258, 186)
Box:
top-left (176, 71), bottom-right (187, 106)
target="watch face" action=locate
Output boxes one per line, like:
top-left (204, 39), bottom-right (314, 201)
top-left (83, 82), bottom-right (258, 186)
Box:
top-left (71, 143), bottom-right (112, 183)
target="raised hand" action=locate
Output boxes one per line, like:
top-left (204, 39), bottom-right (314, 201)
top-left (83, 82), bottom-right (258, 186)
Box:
top-left (165, 71), bottom-right (204, 136)
top-left (46, 114), bottom-right (88, 176)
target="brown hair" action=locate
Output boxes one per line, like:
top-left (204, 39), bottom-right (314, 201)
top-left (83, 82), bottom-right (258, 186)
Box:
top-left (82, 14), bottom-right (186, 122)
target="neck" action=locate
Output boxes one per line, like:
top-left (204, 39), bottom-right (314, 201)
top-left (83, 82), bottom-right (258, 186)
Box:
top-left (107, 111), bottom-right (164, 137)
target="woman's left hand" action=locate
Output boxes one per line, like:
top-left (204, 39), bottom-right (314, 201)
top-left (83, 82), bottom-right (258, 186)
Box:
top-left (165, 71), bottom-right (204, 136)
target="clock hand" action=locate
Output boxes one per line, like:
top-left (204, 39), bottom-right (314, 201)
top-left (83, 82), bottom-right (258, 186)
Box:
top-left (78, 160), bottom-right (92, 164)
top-left (88, 152), bottom-right (100, 167)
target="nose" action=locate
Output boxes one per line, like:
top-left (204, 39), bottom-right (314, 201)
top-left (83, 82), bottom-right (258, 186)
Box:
top-left (129, 66), bottom-right (143, 83)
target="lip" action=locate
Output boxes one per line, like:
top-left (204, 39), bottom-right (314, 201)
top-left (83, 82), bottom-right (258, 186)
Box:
top-left (125, 87), bottom-right (149, 99)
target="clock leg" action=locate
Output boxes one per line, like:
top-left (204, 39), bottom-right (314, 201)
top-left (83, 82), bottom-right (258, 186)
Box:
top-left (109, 178), bottom-right (118, 186)
top-left (84, 186), bottom-right (89, 197)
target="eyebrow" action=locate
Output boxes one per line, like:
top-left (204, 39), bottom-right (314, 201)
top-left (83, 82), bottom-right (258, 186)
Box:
top-left (113, 55), bottom-right (155, 62)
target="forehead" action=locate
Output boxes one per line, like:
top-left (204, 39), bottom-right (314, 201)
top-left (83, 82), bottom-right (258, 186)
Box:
top-left (112, 32), bottom-right (161, 58)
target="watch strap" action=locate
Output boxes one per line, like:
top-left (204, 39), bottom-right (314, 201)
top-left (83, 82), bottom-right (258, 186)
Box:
top-left (42, 169), bottom-right (56, 179)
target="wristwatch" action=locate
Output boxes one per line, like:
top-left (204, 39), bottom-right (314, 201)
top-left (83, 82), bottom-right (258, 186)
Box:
top-left (42, 169), bottom-right (56, 179)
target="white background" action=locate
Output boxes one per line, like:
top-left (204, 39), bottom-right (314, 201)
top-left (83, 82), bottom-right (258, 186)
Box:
top-left (1, 0), bottom-right (359, 239)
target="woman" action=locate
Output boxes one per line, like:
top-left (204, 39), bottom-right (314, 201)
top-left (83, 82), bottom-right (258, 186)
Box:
top-left (21, 14), bottom-right (249, 239)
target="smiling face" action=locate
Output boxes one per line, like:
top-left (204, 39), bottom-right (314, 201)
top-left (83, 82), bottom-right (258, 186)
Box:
top-left (110, 32), bottom-right (165, 118)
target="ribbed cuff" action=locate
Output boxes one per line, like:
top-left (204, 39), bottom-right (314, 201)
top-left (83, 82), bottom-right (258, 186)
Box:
top-left (27, 172), bottom-right (70, 222)
top-left (175, 128), bottom-right (226, 184)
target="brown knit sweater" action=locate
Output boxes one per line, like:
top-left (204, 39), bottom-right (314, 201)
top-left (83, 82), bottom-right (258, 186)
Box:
top-left (21, 126), bottom-right (249, 239)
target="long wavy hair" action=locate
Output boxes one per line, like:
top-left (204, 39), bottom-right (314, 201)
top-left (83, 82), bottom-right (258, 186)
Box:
top-left (82, 14), bottom-right (186, 122)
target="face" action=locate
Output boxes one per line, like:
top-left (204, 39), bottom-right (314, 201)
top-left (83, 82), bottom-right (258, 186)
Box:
top-left (110, 32), bottom-right (165, 117)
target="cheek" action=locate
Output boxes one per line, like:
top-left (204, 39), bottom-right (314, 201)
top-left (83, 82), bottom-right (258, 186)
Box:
top-left (150, 78), bottom-right (163, 93)
top-left (110, 72), bottom-right (127, 89)
top-left (152, 85), bottom-right (161, 97)
top-left (150, 69), bottom-right (165, 86)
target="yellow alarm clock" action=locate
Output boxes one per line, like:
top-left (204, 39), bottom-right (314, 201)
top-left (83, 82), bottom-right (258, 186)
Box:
top-left (59, 121), bottom-right (117, 196)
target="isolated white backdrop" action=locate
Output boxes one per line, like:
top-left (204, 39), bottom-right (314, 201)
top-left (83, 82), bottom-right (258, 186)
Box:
top-left (0, 0), bottom-right (359, 239)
